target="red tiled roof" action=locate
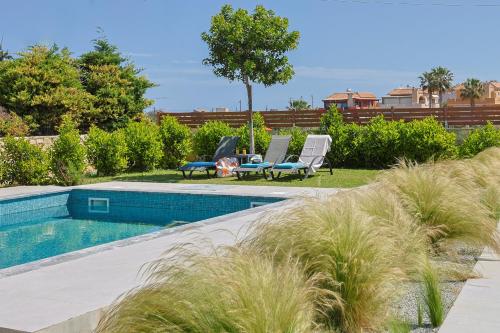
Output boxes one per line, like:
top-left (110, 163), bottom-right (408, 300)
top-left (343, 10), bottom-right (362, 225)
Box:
top-left (323, 91), bottom-right (378, 101)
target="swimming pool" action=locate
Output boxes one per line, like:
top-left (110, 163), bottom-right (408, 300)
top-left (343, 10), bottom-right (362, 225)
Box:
top-left (0, 189), bottom-right (284, 269)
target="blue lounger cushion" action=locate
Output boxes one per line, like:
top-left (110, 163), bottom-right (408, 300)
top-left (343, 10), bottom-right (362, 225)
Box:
top-left (239, 162), bottom-right (272, 169)
top-left (273, 162), bottom-right (306, 170)
top-left (183, 161), bottom-right (216, 168)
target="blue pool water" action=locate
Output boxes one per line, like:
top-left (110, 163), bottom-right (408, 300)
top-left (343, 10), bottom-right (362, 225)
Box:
top-left (0, 190), bottom-right (283, 269)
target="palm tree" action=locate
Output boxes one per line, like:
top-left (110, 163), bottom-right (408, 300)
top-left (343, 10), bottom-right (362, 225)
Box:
top-left (0, 38), bottom-right (12, 61)
top-left (430, 67), bottom-right (454, 106)
top-left (287, 99), bottom-right (310, 111)
top-left (419, 71), bottom-right (436, 108)
top-left (460, 78), bottom-right (484, 107)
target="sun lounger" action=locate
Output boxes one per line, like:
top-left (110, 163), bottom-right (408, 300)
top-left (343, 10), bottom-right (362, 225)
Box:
top-left (234, 135), bottom-right (291, 179)
top-left (271, 135), bottom-right (333, 180)
top-left (179, 136), bottom-right (239, 179)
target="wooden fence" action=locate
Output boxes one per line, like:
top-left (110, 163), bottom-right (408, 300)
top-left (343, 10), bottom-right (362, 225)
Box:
top-left (158, 106), bottom-right (500, 129)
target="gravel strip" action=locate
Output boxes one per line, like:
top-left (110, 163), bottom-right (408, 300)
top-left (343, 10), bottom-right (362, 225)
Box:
top-left (390, 246), bottom-right (481, 332)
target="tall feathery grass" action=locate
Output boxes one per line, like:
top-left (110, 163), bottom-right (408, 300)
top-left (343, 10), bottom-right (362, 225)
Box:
top-left (96, 247), bottom-right (321, 333)
top-left (243, 193), bottom-right (415, 332)
top-left (422, 261), bottom-right (444, 327)
top-left (378, 160), bottom-right (499, 253)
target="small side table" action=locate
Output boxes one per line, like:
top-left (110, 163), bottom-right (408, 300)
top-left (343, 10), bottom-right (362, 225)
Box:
top-left (234, 154), bottom-right (258, 164)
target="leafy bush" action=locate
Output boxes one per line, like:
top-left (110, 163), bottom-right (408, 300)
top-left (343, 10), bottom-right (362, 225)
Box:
top-left (193, 120), bottom-right (233, 158)
top-left (399, 117), bottom-right (457, 162)
top-left (357, 116), bottom-right (403, 168)
top-left (0, 112), bottom-right (38, 136)
top-left (320, 107), bottom-right (458, 168)
top-left (0, 136), bottom-right (49, 185)
top-left (236, 113), bottom-right (271, 155)
top-left (123, 120), bottom-right (164, 171)
top-left (159, 115), bottom-right (192, 168)
top-left (50, 115), bottom-right (86, 185)
top-left (322, 108), bottom-right (363, 167)
top-left (278, 127), bottom-right (308, 156)
top-left (96, 247), bottom-right (318, 333)
top-left (459, 122), bottom-right (500, 158)
top-left (85, 126), bottom-right (128, 176)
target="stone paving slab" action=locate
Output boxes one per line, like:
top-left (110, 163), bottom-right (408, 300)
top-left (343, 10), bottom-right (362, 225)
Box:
top-left (439, 245), bottom-right (500, 333)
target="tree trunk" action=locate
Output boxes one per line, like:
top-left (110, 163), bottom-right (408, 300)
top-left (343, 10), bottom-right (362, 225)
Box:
top-left (244, 78), bottom-right (255, 154)
top-left (471, 98), bottom-right (475, 108)
top-left (429, 90), bottom-right (433, 108)
top-left (438, 91), bottom-right (443, 107)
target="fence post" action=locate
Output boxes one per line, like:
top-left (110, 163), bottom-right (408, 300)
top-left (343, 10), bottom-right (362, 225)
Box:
top-left (156, 111), bottom-right (162, 125)
top-left (443, 106), bottom-right (448, 129)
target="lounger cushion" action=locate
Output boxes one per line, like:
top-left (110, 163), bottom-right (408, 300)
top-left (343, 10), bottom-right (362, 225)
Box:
top-left (239, 162), bottom-right (271, 169)
top-left (273, 162), bottom-right (306, 169)
top-left (183, 161), bottom-right (216, 168)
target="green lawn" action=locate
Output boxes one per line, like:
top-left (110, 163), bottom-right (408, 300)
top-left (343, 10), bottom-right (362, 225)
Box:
top-left (82, 168), bottom-right (379, 188)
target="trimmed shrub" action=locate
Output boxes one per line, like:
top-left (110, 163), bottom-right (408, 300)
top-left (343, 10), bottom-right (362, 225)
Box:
top-left (399, 117), bottom-right (457, 162)
top-left (96, 247), bottom-right (318, 333)
top-left (0, 136), bottom-right (49, 185)
top-left (123, 121), bottom-right (164, 171)
top-left (321, 107), bottom-right (458, 168)
top-left (236, 113), bottom-right (271, 155)
top-left (193, 120), bottom-right (233, 158)
top-left (50, 115), bottom-right (86, 185)
top-left (159, 115), bottom-right (192, 168)
top-left (459, 122), bottom-right (500, 158)
top-left (85, 126), bottom-right (128, 176)
top-left (357, 116), bottom-right (403, 168)
top-left (278, 127), bottom-right (308, 157)
top-left (323, 109), bottom-right (362, 167)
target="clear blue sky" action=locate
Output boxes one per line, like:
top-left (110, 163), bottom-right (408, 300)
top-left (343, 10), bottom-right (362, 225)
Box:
top-left (1, 0), bottom-right (499, 112)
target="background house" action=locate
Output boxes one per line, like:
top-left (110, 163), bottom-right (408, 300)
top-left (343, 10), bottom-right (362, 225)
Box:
top-left (445, 81), bottom-right (500, 106)
top-left (379, 87), bottom-right (439, 108)
top-left (323, 89), bottom-right (378, 110)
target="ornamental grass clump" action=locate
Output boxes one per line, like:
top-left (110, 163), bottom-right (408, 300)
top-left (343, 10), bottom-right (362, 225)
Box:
top-left (355, 187), bottom-right (427, 277)
top-left (96, 247), bottom-right (320, 333)
top-left (244, 193), bottom-right (409, 332)
top-left (378, 161), bottom-right (499, 253)
top-left (422, 261), bottom-right (444, 328)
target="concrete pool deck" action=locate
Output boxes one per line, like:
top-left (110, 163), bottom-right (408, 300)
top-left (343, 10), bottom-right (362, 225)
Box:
top-left (439, 240), bottom-right (500, 333)
top-left (0, 182), bottom-right (338, 333)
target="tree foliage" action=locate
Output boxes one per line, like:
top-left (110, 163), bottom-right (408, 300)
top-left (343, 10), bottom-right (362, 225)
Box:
top-left (460, 78), bottom-right (485, 107)
top-left (201, 4), bottom-right (299, 153)
top-left (79, 38), bottom-right (155, 131)
top-left (0, 45), bottom-right (94, 134)
top-left (287, 99), bottom-right (310, 110)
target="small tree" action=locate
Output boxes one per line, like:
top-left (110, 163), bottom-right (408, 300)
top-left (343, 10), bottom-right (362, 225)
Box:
top-left (287, 99), bottom-right (310, 111)
top-left (201, 4), bottom-right (299, 154)
top-left (460, 78), bottom-right (485, 107)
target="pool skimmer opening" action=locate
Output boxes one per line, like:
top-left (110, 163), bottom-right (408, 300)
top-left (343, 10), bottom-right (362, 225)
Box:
top-left (88, 198), bottom-right (110, 213)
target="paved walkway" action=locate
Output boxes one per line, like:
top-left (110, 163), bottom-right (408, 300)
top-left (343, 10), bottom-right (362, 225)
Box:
top-left (0, 183), bottom-right (337, 333)
top-left (440, 244), bottom-right (500, 333)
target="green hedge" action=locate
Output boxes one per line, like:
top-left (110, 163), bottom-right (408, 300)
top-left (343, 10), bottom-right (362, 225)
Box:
top-left (459, 122), bottom-right (500, 158)
top-left (321, 106), bottom-right (458, 168)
